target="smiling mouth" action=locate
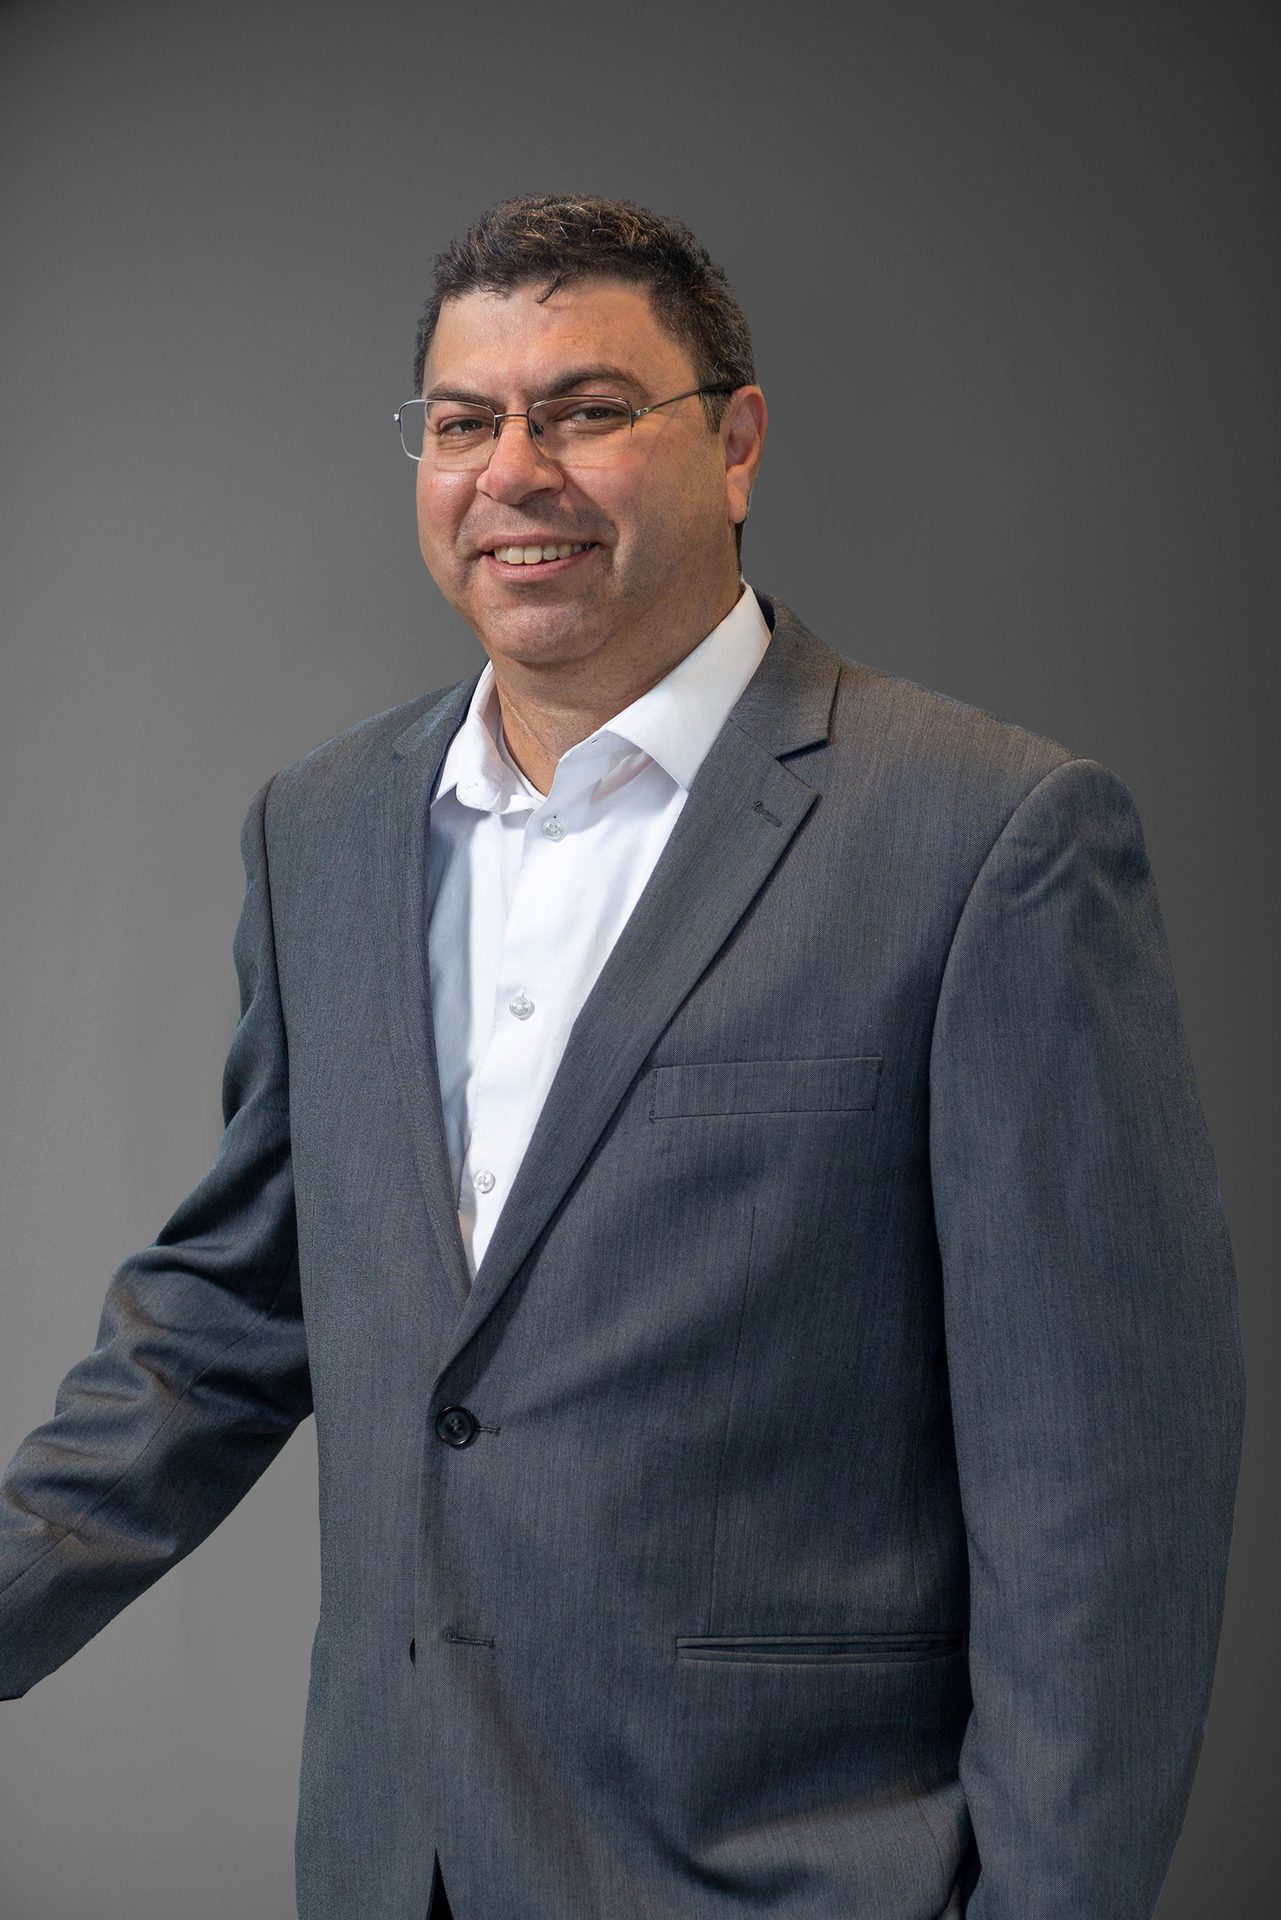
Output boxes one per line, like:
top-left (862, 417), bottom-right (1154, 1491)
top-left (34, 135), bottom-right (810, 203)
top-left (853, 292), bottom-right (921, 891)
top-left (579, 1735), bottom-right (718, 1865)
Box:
top-left (483, 541), bottom-right (598, 574)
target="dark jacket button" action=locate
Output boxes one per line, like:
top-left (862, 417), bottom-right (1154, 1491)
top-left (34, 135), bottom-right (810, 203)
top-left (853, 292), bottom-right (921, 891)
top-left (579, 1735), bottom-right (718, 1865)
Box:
top-left (408, 1636), bottom-right (415, 1664)
top-left (435, 1404), bottom-right (478, 1447)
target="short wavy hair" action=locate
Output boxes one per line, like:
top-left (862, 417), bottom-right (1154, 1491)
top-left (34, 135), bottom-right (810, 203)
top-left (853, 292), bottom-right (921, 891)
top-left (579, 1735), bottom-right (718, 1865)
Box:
top-left (413, 193), bottom-right (757, 562)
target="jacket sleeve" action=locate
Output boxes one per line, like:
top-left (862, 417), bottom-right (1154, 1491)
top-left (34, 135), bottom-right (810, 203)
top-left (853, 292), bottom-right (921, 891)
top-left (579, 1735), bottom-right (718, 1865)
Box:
top-left (928, 756), bottom-right (1245, 1920)
top-left (0, 774), bottom-right (312, 1698)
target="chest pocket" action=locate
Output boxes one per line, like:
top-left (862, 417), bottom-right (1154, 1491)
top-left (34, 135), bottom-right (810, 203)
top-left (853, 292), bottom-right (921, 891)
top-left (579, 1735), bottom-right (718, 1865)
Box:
top-left (649, 1055), bottom-right (882, 1119)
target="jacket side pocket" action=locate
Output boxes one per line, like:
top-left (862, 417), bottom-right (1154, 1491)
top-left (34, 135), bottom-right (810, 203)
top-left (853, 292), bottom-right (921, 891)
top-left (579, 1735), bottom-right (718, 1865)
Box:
top-left (674, 1630), bottom-right (963, 1665)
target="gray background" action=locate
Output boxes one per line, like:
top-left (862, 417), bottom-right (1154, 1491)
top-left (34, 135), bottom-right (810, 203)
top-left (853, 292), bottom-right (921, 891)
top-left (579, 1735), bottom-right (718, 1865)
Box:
top-left (0, 0), bottom-right (1275, 1912)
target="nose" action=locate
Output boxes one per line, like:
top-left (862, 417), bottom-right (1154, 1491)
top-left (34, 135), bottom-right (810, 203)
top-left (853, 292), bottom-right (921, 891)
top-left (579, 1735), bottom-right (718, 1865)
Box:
top-left (476, 414), bottom-right (565, 507)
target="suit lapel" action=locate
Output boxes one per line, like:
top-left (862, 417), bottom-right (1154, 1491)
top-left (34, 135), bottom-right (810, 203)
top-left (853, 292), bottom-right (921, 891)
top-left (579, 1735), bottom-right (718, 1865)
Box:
top-left (435, 597), bottom-right (843, 1375)
top-left (371, 677), bottom-right (479, 1314)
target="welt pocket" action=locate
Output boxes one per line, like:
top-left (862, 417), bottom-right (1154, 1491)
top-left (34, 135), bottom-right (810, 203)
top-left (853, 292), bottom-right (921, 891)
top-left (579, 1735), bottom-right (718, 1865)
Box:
top-left (649, 1055), bottom-right (882, 1120)
top-left (674, 1630), bottom-right (962, 1665)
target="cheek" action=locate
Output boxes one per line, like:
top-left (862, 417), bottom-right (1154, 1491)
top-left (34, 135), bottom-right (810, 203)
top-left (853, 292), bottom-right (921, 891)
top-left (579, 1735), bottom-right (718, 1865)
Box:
top-left (630, 444), bottom-right (722, 537)
top-left (416, 473), bottom-right (467, 560)
top-left (583, 462), bottom-right (666, 546)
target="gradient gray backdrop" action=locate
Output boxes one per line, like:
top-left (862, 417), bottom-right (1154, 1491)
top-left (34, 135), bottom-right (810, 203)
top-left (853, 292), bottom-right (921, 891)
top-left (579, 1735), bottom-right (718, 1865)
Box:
top-left (1, 0), bottom-right (1276, 1913)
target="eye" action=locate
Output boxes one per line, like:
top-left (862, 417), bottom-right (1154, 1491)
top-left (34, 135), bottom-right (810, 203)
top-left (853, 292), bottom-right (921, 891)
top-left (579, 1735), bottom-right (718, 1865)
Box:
top-left (548, 397), bottom-right (631, 431)
top-left (435, 412), bottom-right (488, 438)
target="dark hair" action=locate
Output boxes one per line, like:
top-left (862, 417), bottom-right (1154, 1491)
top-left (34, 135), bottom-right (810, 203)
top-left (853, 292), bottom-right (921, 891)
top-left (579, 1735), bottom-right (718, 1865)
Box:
top-left (413, 193), bottom-right (757, 563)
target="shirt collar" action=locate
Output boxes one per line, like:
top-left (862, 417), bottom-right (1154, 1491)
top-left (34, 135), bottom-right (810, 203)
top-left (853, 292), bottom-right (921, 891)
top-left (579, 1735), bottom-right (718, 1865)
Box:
top-left (433, 582), bottom-right (772, 816)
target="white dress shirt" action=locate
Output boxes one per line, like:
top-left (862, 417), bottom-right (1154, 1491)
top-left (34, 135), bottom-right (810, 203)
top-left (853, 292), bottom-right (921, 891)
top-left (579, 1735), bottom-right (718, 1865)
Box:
top-left (426, 582), bottom-right (772, 1279)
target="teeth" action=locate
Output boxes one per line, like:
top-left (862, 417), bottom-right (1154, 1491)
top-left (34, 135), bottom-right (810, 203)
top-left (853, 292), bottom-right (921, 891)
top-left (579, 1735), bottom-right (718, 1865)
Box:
top-left (492, 542), bottom-right (593, 565)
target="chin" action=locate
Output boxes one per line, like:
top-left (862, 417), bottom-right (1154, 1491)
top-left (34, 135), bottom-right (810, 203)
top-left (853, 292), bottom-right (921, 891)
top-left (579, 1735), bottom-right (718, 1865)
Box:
top-left (484, 612), bottom-right (615, 672)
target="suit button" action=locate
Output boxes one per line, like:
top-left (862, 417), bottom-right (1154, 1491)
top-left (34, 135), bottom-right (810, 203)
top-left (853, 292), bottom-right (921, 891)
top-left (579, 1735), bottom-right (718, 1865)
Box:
top-left (436, 1404), bottom-right (478, 1447)
top-left (408, 1636), bottom-right (416, 1664)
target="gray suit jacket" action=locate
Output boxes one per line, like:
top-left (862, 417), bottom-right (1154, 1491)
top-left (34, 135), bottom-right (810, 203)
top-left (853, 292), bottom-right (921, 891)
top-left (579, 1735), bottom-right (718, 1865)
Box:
top-left (0, 593), bottom-right (1245, 1919)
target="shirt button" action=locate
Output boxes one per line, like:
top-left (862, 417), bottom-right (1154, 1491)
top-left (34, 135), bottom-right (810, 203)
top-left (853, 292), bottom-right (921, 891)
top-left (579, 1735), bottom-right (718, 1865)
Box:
top-left (541, 815), bottom-right (565, 840)
top-left (509, 991), bottom-right (534, 1020)
top-left (473, 1169), bottom-right (496, 1194)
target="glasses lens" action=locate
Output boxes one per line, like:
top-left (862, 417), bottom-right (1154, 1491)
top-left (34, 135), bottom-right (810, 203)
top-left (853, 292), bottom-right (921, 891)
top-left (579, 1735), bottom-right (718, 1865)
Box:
top-left (419, 399), bottom-right (500, 467)
top-left (527, 396), bottom-right (632, 465)
top-left (397, 400), bottom-right (428, 461)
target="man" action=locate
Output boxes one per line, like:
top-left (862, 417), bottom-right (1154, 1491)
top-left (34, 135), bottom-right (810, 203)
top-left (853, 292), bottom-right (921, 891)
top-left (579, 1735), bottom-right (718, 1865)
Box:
top-left (0, 194), bottom-right (1245, 1919)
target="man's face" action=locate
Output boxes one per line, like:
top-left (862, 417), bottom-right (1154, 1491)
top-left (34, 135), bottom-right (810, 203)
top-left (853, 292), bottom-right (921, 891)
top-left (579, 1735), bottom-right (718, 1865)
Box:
top-left (414, 279), bottom-right (762, 678)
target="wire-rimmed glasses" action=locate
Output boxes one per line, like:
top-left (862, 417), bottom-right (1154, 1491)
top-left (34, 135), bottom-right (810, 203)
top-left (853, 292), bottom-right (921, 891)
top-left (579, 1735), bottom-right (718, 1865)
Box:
top-left (394, 384), bottom-right (736, 467)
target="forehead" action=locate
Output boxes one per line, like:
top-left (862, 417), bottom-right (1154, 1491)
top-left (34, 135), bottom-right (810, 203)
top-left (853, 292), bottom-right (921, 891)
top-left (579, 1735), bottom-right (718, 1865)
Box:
top-left (422, 279), bottom-right (695, 396)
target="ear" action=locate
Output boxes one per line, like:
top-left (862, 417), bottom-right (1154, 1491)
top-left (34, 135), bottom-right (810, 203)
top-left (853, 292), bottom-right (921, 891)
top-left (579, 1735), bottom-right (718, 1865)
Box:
top-left (723, 387), bottom-right (767, 527)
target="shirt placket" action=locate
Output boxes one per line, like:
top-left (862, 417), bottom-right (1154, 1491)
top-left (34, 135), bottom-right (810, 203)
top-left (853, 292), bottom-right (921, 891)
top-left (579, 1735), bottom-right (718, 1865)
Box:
top-left (457, 741), bottom-right (615, 1269)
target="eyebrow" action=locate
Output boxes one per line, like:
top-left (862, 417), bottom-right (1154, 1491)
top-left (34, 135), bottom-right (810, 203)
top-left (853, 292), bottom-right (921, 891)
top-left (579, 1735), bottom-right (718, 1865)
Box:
top-left (423, 363), bottom-right (647, 406)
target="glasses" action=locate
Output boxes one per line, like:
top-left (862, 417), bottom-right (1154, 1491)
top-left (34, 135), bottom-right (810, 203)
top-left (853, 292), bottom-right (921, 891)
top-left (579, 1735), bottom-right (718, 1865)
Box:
top-left (394, 384), bottom-right (736, 468)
